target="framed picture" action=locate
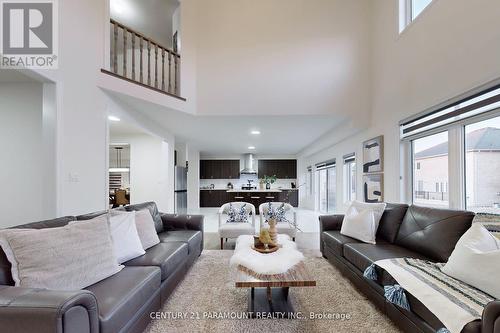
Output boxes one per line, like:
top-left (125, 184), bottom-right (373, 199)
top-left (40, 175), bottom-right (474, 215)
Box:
top-left (362, 135), bottom-right (384, 173)
top-left (363, 173), bottom-right (383, 203)
top-left (173, 31), bottom-right (179, 53)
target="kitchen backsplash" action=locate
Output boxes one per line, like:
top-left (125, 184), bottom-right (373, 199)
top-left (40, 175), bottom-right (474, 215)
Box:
top-left (200, 174), bottom-right (297, 190)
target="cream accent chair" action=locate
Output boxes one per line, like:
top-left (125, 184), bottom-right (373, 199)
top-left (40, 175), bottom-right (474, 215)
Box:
top-left (218, 202), bottom-right (256, 249)
top-left (259, 202), bottom-right (298, 241)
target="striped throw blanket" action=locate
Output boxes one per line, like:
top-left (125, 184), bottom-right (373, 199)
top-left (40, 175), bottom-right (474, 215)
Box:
top-left (374, 258), bottom-right (495, 333)
top-left (474, 213), bottom-right (500, 239)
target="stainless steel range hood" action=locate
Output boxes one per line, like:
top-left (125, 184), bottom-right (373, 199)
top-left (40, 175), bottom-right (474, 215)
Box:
top-left (240, 153), bottom-right (257, 174)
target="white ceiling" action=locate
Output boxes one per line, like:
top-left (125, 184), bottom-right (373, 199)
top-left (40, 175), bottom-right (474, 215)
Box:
top-left (109, 119), bottom-right (147, 137)
top-left (0, 69), bottom-right (36, 82)
top-left (107, 91), bottom-right (346, 155)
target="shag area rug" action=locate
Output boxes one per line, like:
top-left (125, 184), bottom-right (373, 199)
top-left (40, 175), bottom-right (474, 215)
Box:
top-left (144, 250), bottom-right (401, 333)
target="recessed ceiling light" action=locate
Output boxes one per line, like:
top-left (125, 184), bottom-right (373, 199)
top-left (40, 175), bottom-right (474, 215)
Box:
top-left (251, 130), bottom-right (261, 135)
top-left (248, 146), bottom-right (256, 150)
top-left (108, 115), bottom-right (121, 122)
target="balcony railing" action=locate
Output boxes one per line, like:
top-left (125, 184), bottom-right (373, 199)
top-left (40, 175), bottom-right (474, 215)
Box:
top-left (103, 19), bottom-right (184, 100)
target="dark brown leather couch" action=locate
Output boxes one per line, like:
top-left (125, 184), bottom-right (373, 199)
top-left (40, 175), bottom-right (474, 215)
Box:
top-left (320, 204), bottom-right (500, 333)
top-left (0, 202), bottom-right (204, 333)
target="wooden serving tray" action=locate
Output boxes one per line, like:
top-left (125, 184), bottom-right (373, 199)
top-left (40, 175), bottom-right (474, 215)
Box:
top-left (252, 244), bottom-right (279, 254)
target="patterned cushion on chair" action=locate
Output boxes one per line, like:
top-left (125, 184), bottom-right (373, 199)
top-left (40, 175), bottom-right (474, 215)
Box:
top-left (265, 202), bottom-right (288, 223)
top-left (227, 203), bottom-right (249, 223)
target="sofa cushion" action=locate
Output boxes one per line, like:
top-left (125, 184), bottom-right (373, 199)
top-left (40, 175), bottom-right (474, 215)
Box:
top-left (343, 243), bottom-right (429, 273)
top-left (376, 203), bottom-right (409, 243)
top-left (123, 242), bottom-right (188, 280)
top-left (135, 209), bottom-right (160, 250)
top-left (126, 202), bottom-right (163, 233)
top-left (158, 230), bottom-right (202, 255)
top-left (0, 215), bottom-right (123, 290)
top-left (395, 205), bottom-right (474, 262)
top-left (0, 216), bottom-right (77, 286)
top-left (322, 231), bottom-right (361, 256)
top-left (85, 266), bottom-right (161, 333)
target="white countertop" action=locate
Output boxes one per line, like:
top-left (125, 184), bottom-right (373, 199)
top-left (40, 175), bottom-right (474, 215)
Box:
top-left (226, 189), bottom-right (282, 193)
top-left (200, 188), bottom-right (297, 192)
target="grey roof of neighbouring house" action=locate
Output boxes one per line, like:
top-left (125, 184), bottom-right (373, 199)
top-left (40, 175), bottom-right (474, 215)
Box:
top-left (415, 127), bottom-right (500, 159)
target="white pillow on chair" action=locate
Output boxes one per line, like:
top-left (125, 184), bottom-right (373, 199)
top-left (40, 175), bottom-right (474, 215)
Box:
top-left (442, 223), bottom-right (500, 299)
top-left (340, 201), bottom-right (386, 244)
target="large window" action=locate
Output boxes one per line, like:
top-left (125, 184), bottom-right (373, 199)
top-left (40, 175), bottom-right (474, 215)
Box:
top-left (412, 131), bottom-right (449, 208)
top-left (411, 0), bottom-right (433, 20)
top-left (402, 81), bottom-right (500, 213)
top-left (343, 154), bottom-right (356, 203)
top-left (327, 167), bottom-right (336, 213)
top-left (306, 166), bottom-right (313, 196)
top-left (316, 160), bottom-right (336, 213)
top-left (465, 115), bottom-right (500, 213)
top-left (400, 0), bottom-right (434, 32)
top-left (317, 168), bottom-right (327, 212)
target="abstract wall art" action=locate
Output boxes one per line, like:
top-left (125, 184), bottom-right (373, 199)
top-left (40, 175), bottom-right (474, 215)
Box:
top-left (363, 173), bottom-right (383, 203)
top-left (362, 135), bottom-right (384, 173)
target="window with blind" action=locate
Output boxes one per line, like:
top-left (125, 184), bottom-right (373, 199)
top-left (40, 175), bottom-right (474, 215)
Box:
top-left (316, 159), bottom-right (336, 213)
top-left (401, 81), bottom-right (500, 212)
top-left (343, 153), bottom-right (356, 203)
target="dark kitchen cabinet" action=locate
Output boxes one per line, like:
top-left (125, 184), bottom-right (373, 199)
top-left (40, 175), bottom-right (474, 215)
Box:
top-left (200, 160), bottom-right (240, 179)
top-left (202, 189), bottom-right (298, 209)
top-left (229, 191), bottom-right (279, 213)
top-left (258, 159), bottom-right (297, 179)
top-left (200, 190), bottom-right (232, 207)
top-left (280, 190), bottom-right (299, 207)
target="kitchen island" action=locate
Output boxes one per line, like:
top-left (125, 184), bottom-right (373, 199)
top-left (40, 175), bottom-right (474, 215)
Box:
top-left (200, 188), bottom-right (298, 208)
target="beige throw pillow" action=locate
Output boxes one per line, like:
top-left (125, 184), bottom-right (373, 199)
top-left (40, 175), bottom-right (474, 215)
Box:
top-left (135, 209), bottom-right (160, 250)
top-left (0, 214), bottom-right (123, 290)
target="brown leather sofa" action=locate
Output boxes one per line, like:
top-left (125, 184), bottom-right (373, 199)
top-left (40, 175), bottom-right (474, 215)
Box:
top-left (0, 202), bottom-right (203, 333)
top-left (320, 204), bottom-right (500, 333)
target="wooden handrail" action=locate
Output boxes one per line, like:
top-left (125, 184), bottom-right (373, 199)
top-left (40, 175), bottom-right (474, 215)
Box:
top-left (110, 19), bottom-right (180, 58)
top-left (109, 18), bottom-right (181, 97)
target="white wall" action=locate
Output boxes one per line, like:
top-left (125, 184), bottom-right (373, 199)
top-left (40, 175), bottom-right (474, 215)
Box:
top-left (192, 0), bottom-right (372, 117)
top-left (299, 0), bottom-right (500, 213)
top-left (111, 133), bottom-right (173, 213)
top-left (0, 83), bottom-right (49, 227)
top-left (186, 145), bottom-right (200, 212)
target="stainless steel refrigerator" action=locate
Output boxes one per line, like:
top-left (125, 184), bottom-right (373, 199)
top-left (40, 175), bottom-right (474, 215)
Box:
top-left (174, 166), bottom-right (188, 214)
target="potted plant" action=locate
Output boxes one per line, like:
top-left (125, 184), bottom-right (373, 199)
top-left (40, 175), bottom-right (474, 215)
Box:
top-left (263, 175), bottom-right (277, 190)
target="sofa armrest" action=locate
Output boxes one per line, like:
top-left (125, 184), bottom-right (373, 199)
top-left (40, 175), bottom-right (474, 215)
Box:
top-left (161, 214), bottom-right (204, 232)
top-left (0, 285), bottom-right (98, 333)
top-left (319, 215), bottom-right (344, 255)
top-left (483, 300), bottom-right (500, 333)
top-left (319, 215), bottom-right (344, 232)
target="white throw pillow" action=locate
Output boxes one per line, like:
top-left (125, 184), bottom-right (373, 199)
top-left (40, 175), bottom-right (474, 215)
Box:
top-left (350, 200), bottom-right (387, 224)
top-left (109, 211), bottom-right (145, 263)
top-left (341, 206), bottom-right (377, 244)
top-left (0, 214), bottom-right (123, 290)
top-left (442, 223), bottom-right (500, 299)
top-left (135, 209), bottom-right (160, 250)
top-left (340, 201), bottom-right (387, 244)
